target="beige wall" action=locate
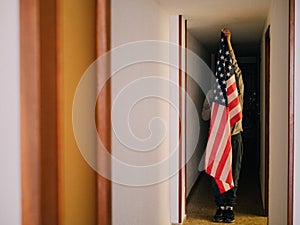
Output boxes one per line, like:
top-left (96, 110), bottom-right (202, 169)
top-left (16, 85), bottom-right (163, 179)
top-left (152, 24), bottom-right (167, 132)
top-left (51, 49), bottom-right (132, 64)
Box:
top-left (260, 0), bottom-right (289, 224)
top-left (186, 31), bottom-right (210, 196)
top-left (111, 0), bottom-right (171, 224)
top-left (59, 0), bottom-right (97, 224)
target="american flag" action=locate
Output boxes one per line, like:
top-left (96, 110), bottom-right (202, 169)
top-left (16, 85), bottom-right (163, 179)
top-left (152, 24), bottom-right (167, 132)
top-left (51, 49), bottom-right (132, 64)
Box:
top-left (205, 32), bottom-right (242, 194)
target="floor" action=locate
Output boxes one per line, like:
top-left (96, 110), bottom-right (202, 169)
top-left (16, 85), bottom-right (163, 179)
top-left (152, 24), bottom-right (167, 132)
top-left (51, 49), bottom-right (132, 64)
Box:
top-left (184, 137), bottom-right (268, 225)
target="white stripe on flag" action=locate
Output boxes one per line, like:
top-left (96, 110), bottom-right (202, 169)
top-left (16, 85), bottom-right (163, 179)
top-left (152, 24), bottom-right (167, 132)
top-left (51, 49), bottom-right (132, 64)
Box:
top-left (222, 182), bottom-right (231, 192)
top-left (227, 89), bottom-right (239, 103)
top-left (226, 75), bottom-right (235, 86)
top-left (229, 104), bottom-right (242, 119)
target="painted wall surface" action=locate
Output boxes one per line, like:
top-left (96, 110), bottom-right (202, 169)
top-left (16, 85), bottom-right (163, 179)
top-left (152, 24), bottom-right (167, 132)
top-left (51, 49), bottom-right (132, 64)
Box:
top-left (260, 0), bottom-right (289, 224)
top-left (268, 1), bottom-right (289, 224)
top-left (0, 1), bottom-right (21, 224)
top-left (59, 0), bottom-right (97, 224)
top-left (294, 0), bottom-right (300, 224)
top-left (111, 0), bottom-right (171, 224)
top-left (186, 31), bottom-right (210, 196)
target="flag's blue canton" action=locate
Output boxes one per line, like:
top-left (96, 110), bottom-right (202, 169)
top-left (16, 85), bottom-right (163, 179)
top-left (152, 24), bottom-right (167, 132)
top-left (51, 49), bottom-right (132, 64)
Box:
top-left (213, 33), bottom-right (233, 107)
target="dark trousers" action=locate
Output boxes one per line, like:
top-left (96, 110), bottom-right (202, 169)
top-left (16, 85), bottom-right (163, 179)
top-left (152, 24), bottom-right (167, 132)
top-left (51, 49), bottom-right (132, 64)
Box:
top-left (212, 132), bottom-right (243, 206)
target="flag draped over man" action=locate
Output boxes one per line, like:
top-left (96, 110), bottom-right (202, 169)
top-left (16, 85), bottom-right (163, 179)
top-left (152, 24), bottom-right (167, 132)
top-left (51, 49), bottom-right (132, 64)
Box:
top-left (205, 32), bottom-right (243, 194)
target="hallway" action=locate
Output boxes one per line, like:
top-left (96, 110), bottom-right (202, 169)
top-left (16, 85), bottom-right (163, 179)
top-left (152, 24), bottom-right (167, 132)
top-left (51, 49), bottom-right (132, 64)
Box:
top-left (1, 0), bottom-right (298, 224)
top-left (184, 137), bottom-right (267, 225)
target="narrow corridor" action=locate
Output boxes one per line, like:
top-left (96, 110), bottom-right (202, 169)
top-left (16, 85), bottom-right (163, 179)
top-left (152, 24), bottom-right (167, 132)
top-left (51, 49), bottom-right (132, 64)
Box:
top-left (184, 137), bottom-right (267, 225)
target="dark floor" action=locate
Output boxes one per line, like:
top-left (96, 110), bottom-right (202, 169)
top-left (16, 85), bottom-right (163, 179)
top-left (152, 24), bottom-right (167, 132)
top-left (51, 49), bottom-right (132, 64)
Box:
top-left (184, 137), bottom-right (268, 225)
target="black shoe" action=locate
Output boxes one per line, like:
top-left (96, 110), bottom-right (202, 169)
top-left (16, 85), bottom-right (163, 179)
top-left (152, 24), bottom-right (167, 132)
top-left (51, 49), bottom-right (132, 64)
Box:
top-left (213, 206), bottom-right (225, 222)
top-left (224, 206), bottom-right (235, 223)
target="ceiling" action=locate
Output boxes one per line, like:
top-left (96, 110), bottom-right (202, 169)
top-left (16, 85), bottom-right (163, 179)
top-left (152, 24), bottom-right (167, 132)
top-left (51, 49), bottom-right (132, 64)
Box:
top-left (155, 0), bottom-right (271, 56)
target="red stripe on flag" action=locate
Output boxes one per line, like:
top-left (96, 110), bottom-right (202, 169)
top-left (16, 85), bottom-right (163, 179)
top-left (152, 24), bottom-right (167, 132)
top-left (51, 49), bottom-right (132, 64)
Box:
top-left (227, 75), bottom-right (242, 127)
top-left (228, 97), bottom-right (240, 109)
top-left (226, 168), bottom-right (233, 186)
top-left (227, 82), bottom-right (237, 96)
top-left (215, 137), bottom-right (231, 179)
top-left (230, 111), bottom-right (243, 127)
top-left (215, 179), bottom-right (225, 194)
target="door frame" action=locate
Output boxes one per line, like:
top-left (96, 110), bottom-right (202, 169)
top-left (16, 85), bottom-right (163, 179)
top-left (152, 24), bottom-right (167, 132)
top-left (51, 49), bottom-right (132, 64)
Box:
top-left (20, 0), bottom-right (59, 224)
top-left (169, 14), bottom-right (187, 224)
top-left (96, 0), bottom-right (112, 224)
top-left (288, 0), bottom-right (295, 224)
top-left (264, 25), bottom-right (270, 216)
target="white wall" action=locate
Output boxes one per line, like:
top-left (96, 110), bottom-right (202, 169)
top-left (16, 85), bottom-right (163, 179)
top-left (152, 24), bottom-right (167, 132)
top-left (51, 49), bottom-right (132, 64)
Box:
top-left (111, 0), bottom-right (170, 224)
top-left (186, 31), bottom-right (210, 196)
top-left (294, 0), bottom-right (300, 224)
top-left (0, 0), bottom-right (21, 225)
top-left (260, 0), bottom-right (289, 224)
top-left (268, 1), bottom-right (289, 224)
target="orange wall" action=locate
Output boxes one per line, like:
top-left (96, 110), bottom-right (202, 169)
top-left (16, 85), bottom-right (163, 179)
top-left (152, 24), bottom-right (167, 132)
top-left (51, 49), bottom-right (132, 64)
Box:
top-left (59, 0), bottom-right (97, 224)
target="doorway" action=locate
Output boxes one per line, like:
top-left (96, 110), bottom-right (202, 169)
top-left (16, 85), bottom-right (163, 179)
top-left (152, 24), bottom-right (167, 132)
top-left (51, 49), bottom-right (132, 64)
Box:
top-left (184, 29), bottom-right (267, 223)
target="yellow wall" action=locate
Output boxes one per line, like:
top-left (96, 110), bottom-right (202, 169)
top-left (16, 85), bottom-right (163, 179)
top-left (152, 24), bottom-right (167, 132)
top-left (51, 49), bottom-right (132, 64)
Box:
top-left (59, 0), bottom-right (97, 224)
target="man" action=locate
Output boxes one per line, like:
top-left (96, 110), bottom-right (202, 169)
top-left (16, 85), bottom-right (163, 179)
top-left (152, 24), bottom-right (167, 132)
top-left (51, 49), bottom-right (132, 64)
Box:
top-left (202, 28), bottom-right (244, 223)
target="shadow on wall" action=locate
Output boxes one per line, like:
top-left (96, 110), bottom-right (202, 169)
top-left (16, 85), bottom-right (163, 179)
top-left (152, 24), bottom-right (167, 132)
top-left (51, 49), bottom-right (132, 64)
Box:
top-left (186, 76), bottom-right (209, 196)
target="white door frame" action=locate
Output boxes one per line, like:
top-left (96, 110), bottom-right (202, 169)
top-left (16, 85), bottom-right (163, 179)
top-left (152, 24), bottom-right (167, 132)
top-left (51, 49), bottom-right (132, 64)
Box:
top-left (169, 14), bottom-right (187, 224)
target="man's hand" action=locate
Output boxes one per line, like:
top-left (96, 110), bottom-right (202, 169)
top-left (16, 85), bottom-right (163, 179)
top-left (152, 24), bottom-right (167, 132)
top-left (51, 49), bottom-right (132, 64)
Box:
top-left (222, 28), bottom-right (231, 40)
top-left (221, 28), bottom-right (232, 50)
